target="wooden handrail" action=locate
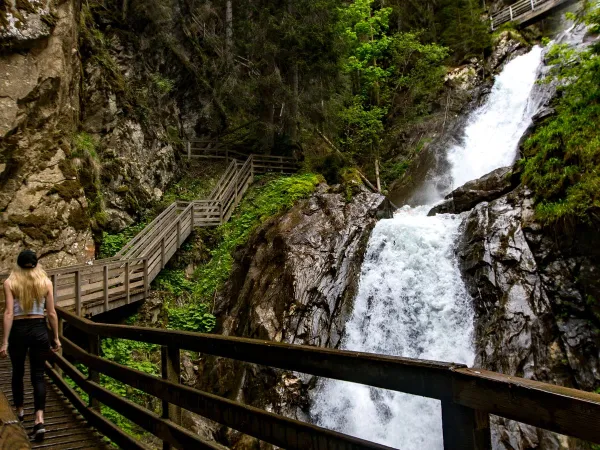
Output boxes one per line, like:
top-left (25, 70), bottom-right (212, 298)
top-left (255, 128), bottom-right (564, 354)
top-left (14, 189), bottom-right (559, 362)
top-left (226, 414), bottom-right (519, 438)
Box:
top-left (56, 307), bottom-right (600, 447)
top-left (490, 0), bottom-right (567, 29)
top-left (56, 333), bottom-right (393, 450)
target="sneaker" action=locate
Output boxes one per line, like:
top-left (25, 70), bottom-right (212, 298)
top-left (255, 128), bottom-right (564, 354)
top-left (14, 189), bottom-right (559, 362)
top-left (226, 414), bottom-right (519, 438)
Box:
top-left (17, 411), bottom-right (24, 422)
top-left (31, 423), bottom-right (45, 441)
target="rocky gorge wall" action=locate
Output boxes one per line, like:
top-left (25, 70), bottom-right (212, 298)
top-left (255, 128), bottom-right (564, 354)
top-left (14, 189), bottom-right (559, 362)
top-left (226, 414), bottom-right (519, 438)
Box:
top-left (186, 185), bottom-right (393, 447)
top-left (0, 0), bottom-right (208, 269)
top-left (430, 164), bottom-right (600, 449)
top-left (0, 0), bottom-right (94, 270)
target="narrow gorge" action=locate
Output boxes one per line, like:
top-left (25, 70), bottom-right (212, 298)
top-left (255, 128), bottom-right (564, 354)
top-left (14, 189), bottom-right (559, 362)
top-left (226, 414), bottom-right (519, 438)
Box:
top-left (1, 0), bottom-right (599, 449)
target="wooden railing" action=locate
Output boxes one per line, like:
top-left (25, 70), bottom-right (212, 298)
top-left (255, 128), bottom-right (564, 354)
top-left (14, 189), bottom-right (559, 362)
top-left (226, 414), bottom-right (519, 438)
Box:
top-left (490, 0), bottom-right (569, 29)
top-left (52, 307), bottom-right (600, 450)
top-left (0, 152), bottom-right (297, 318)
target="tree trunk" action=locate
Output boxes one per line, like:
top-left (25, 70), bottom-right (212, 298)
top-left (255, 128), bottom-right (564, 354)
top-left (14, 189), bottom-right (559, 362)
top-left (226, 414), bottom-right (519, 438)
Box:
top-left (226, 0), bottom-right (233, 63)
top-left (122, 0), bottom-right (129, 21)
top-left (375, 157), bottom-right (382, 192)
top-left (287, 0), bottom-right (299, 144)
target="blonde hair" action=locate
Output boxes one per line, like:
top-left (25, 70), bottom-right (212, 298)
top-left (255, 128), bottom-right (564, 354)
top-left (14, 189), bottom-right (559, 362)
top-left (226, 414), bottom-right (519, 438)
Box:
top-left (7, 266), bottom-right (49, 313)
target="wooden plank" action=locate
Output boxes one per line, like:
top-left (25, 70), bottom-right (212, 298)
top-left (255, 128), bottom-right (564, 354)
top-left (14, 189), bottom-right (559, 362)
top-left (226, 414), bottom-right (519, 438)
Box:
top-left (62, 338), bottom-right (394, 450)
top-left (125, 261), bottom-right (130, 305)
top-left (103, 266), bottom-right (108, 312)
top-left (441, 401), bottom-right (490, 450)
top-left (75, 270), bottom-right (81, 316)
top-left (0, 391), bottom-right (31, 449)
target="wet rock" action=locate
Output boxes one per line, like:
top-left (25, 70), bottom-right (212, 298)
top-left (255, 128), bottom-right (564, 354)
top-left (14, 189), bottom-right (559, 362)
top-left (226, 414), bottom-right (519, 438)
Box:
top-left (0, 0), bottom-right (94, 270)
top-left (457, 186), bottom-right (600, 449)
top-left (428, 166), bottom-right (517, 216)
top-left (194, 185), bottom-right (392, 447)
top-left (489, 31), bottom-right (528, 72)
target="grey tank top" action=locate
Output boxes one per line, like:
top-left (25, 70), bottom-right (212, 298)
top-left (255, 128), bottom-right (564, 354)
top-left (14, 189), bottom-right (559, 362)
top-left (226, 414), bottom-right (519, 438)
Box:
top-left (13, 298), bottom-right (45, 317)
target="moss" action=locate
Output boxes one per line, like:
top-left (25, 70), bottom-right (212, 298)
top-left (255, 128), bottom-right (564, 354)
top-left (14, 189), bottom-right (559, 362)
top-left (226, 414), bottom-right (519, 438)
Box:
top-left (48, 180), bottom-right (83, 200)
top-left (68, 207), bottom-right (90, 231)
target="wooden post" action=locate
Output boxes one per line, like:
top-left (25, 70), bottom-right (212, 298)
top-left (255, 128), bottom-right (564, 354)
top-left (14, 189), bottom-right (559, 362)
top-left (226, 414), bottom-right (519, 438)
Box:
top-left (219, 202), bottom-right (224, 225)
top-left (530, 0), bottom-right (535, 10)
top-left (250, 156), bottom-right (254, 182)
top-left (103, 265), bottom-right (109, 312)
top-left (143, 258), bottom-right (149, 299)
top-left (75, 271), bottom-right (81, 317)
top-left (176, 219), bottom-right (181, 247)
top-left (509, 5), bottom-right (513, 20)
top-left (88, 334), bottom-right (101, 410)
top-left (51, 274), bottom-right (57, 303)
top-left (191, 203), bottom-right (195, 229)
top-left (441, 401), bottom-right (490, 450)
top-left (125, 261), bottom-right (130, 305)
top-left (161, 345), bottom-right (181, 450)
top-left (53, 317), bottom-right (64, 378)
top-left (161, 237), bottom-right (166, 269)
top-left (187, 141), bottom-right (191, 160)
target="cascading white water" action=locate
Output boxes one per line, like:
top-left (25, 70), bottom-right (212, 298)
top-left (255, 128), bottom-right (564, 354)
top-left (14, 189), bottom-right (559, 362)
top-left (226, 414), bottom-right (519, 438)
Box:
top-left (311, 45), bottom-right (547, 448)
top-left (448, 46), bottom-right (544, 189)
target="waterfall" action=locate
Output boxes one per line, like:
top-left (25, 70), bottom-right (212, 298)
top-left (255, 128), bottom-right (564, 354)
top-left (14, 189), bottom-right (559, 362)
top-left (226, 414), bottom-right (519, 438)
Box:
top-left (310, 45), bottom-right (547, 448)
top-left (448, 46), bottom-right (543, 189)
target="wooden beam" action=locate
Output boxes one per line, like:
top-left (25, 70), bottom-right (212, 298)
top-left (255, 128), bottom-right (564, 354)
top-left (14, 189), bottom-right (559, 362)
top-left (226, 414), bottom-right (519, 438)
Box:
top-left (442, 401), bottom-right (490, 450)
top-left (0, 391), bottom-right (30, 449)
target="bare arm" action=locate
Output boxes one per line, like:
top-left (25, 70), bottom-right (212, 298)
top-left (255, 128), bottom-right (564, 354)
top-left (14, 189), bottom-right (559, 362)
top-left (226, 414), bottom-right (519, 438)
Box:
top-left (45, 279), bottom-right (60, 350)
top-left (1, 280), bottom-right (14, 357)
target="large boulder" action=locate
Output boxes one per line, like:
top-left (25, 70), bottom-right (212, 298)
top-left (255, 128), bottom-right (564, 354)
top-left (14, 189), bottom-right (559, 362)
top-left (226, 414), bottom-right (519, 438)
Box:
top-left (428, 166), bottom-right (518, 216)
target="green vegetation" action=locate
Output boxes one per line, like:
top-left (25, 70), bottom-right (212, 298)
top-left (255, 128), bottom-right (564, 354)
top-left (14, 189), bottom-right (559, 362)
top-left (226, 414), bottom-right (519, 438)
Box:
top-left (167, 303), bottom-right (216, 333)
top-left (521, 9), bottom-right (600, 225)
top-left (336, 0), bottom-right (448, 168)
top-left (191, 173), bottom-right (321, 302)
top-left (99, 221), bottom-right (148, 258)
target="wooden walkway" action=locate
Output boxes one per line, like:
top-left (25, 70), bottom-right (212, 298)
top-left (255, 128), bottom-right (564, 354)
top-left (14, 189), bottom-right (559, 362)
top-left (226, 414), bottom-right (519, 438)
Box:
top-left (491, 0), bottom-right (579, 30)
top-left (0, 149), bottom-right (296, 448)
top-left (0, 322), bottom-right (106, 450)
top-left (0, 151), bottom-right (296, 318)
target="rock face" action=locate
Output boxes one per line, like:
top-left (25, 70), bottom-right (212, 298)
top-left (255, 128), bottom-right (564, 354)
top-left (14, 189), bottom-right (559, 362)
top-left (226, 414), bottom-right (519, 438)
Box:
top-left (428, 166), bottom-right (518, 216)
top-left (457, 183), bottom-right (600, 449)
top-left (0, 0), bottom-right (94, 270)
top-left (192, 185), bottom-right (392, 447)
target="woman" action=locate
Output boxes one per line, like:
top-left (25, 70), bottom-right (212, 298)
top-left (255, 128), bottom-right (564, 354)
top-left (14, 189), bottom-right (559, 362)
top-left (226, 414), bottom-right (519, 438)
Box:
top-left (0, 250), bottom-right (61, 441)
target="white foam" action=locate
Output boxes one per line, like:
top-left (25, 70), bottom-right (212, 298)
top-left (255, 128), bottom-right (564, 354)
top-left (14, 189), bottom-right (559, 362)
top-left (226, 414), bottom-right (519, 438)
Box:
top-left (449, 46), bottom-right (543, 189)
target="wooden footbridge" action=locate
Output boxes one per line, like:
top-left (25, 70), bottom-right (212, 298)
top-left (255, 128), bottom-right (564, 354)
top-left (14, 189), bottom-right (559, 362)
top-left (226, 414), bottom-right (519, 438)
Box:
top-left (1, 145), bottom-right (600, 449)
top-left (491, 0), bottom-right (579, 30)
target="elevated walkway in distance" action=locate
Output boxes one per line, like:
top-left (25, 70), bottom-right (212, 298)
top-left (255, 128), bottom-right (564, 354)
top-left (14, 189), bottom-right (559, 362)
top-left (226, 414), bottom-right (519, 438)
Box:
top-left (491, 0), bottom-right (579, 30)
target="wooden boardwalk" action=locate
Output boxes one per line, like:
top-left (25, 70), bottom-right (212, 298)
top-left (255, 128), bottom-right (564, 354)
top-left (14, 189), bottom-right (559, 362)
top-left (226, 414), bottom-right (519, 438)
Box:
top-left (0, 322), bottom-right (106, 450)
top-left (0, 150), bottom-right (296, 448)
top-left (0, 151), bottom-right (297, 318)
top-left (491, 0), bottom-right (579, 30)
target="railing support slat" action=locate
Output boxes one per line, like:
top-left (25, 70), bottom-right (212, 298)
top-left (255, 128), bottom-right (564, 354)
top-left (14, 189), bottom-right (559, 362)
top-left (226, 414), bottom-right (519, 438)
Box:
top-left (161, 345), bottom-right (181, 450)
top-left (75, 270), bottom-right (81, 316)
top-left (143, 258), bottom-right (149, 299)
top-left (103, 265), bottom-right (109, 312)
top-left (125, 261), bottom-right (130, 305)
top-left (442, 401), bottom-right (490, 450)
top-left (88, 335), bottom-right (101, 410)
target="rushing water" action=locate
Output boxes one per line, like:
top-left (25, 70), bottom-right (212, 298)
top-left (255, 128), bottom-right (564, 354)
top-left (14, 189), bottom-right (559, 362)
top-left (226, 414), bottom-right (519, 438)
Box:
top-left (311, 45), bottom-right (549, 448)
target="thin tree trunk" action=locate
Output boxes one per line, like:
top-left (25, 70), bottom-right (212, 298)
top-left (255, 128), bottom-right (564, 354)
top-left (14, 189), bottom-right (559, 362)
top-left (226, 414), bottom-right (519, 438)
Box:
top-left (122, 0), bottom-right (129, 21)
top-left (375, 157), bottom-right (382, 192)
top-left (226, 0), bottom-right (233, 63)
top-left (287, 0), bottom-right (299, 144)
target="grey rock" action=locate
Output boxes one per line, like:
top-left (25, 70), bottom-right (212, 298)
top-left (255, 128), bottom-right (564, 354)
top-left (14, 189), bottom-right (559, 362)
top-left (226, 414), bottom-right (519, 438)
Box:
top-left (194, 185), bottom-right (391, 448)
top-left (428, 166), bottom-right (517, 216)
top-left (458, 186), bottom-right (600, 449)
